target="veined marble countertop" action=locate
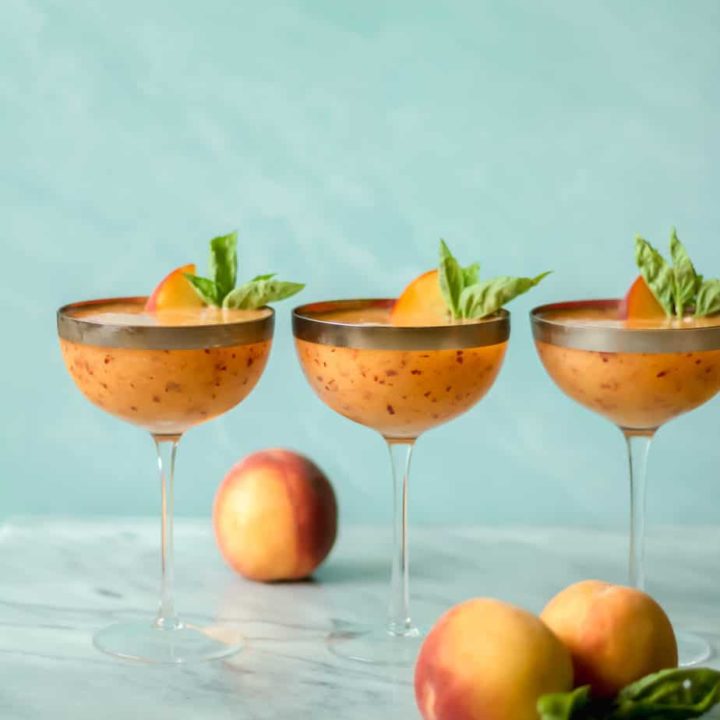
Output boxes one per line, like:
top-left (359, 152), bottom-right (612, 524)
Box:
top-left (1, 520), bottom-right (719, 719)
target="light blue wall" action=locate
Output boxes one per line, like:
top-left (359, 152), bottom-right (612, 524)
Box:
top-left (2, 0), bottom-right (719, 527)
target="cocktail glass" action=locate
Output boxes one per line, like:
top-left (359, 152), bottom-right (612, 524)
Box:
top-left (57, 297), bottom-right (274, 663)
top-left (292, 299), bottom-right (510, 664)
top-left (531, 299), bottom-right (720, 665)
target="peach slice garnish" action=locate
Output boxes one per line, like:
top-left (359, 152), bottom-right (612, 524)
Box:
top-left (145, 263), bottom-right (205, 311)
top-left (618, 275), bottom-right (665, 320)
top-left (390, 269), bottom-right (450, 326)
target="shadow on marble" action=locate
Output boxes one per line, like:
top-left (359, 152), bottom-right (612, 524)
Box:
top-left (315, 556), bottom-right (390, 584)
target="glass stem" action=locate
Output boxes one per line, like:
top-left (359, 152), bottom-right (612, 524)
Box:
top-left (623, 429), bottom-right (654, 591)
top-left (385, 438), bottom-right (416, 637)
top-left (153, 433), bottom-right (182, 630)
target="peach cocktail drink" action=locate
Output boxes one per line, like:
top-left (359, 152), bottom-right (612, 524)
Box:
top-left (293, 298), bottom-right (509, 663)
top-left (531, 298), bottom-right (720, 664)
top-left (533, 301), bottom-right (720, 432)
top-left (57, 297), bottom-right (274, 663)
top-left (59, 299), bottom-right (272, 435)
top-left (295, 301), bottom-right (508, 439)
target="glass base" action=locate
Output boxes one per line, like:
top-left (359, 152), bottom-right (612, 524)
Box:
top-left (327, 621), bottom-right (423, 666)
top-left (677, 630), bottom-right (712, 667)
top-left (93, 617), bottom-right (244, 664)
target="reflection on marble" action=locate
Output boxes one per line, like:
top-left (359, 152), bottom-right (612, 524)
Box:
top-left (1, 520), bottom-right (720, 718)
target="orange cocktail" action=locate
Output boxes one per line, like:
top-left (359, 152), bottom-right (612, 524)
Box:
top-left (59, 300), bottom-right (271, 436)
top-left (534, 302), bottom-right (720, 431)
top-left (57, 296), bottom-right (274, 664)
top-left (295, 303), bottom-right (506, 440)
top-left (293, 298), bottom-right (509, 665)
top-left (57, 229), bottom-right (303, 665)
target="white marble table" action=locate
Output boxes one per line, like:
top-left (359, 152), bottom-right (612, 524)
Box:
top-left (1, 520), bottom-right (719, 719)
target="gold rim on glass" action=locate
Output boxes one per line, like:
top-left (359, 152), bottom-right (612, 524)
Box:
top-left (57, 297), bottom-right (275, 350)
top-left (292, 299), bottom-right (510, 350)
top-left (531, 299), bottom-right (720, 353)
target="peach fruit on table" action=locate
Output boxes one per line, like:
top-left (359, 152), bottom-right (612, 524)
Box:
top-left (414, 598), bottom-right (573, 720)
top-left (213, 449), bottom-right (338, 582)
top-left (540, 580), bottom-right (678, 697)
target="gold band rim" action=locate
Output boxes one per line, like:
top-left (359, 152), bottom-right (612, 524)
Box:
top-left (530, 299), bottom-right (720, 353)
top-left (57, 297), bottom-right (275, 350)
top-left (292, 298), bottom-right (510, 350)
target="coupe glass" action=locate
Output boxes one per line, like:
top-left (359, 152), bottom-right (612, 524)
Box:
top-left (293, 299), bottom-right (510, 664)
top-left (531, 299), bottom-right (720, 666)
top-left (57, 297), bottom-right (274, 663)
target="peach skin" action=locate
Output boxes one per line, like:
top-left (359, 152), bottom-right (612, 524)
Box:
top-left (391, 269), bottom-right (449, 326)
top-left (540, 580), bottom-right (678, 697)
top-left (415, 598), bottom-right (573, 720)
top-left (145, 263), bottom-right (204, 311)
top-left (213, 449), bottom-right (337, 582)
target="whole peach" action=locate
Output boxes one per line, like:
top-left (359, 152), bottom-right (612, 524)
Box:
top-left (540, 580), bottom-right (678, 696)
top-left (213, 449), bottom-right (337, 582)
top-left (415, 598), bottom-right (573, 720)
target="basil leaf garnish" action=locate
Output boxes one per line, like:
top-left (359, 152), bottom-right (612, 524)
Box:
top-left (223, 278), bottom-right (305, 309)
top-left (463, 262), bottom-right (480, 287)
top-left (669, 229), bottom-right (701, 317)
top-left (184, 273), bottom-right (219, 306)
top-left (634, 230), bottom-right (718, 317)
top-left (186, 232), bottom-right (304, 308)
top-left (437, 240), bottom-right (550, 320)
top-left (458, 273), bottom-right (550, 319)
top-left (438, 239), bottom-right (465, 318)
top-left (209, 231), bottom-right (238, 301)
top-left (251, 273), bottom-right (277, 282)
top-left (696, 279), bottom-right (720, 318)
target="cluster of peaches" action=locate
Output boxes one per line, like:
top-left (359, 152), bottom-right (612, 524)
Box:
top-left (416, 580), bottom-right (683, 720)
top-left (212, 447), bottom-right (697, 720)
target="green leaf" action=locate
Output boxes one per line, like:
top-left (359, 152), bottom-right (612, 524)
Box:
top-left (223, 278), bottom-right (305, 309)
top-left (438, 239), bottom-right (465, 319)
top-left (435, 240), bottom-right (547, 320)
top-left (695, 279), bottom-right (720, 317)
top-left (209, 231), bottom-right (238, 303)
top-left (463, 262), bottom-right (480, 287)
top-left (670, 229), bottom-right (701, 317)
top-left (458, 272), bottom-right (551, 319)
top-left (538, 686), bottom-right (594, 720)
top-left (252, 273), bottom-right (277, 282)
top-left (185, 274), bottom-right (219, 306)
top-left (180, 231), bottom-right (305, 308)
top-left (635, 236), bottom-right (675, 316)
top-left (614, 667), bottom-right (720, 718)
top-left (538, 669), bottom-right (720, 720)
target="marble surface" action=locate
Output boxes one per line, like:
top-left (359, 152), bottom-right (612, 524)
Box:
top-left (1, 519), bottom-right (720, 719)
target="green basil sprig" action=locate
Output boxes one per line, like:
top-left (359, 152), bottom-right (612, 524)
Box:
top-left (695, 280), bottom-right (720, 317)
top-left (223, 274), bottom-right (305, 310)
top-left (635, 229), bottom-right (718, 318)
top-left (438, 240), bottom-right (550, 319)
top-left (185, 231), bottom-right (304, 309)
top-left (538, 668), bottom-right (720, 720)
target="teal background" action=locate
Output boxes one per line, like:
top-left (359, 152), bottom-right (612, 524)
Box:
top-left (2, 1), bottom-right (719, 527)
